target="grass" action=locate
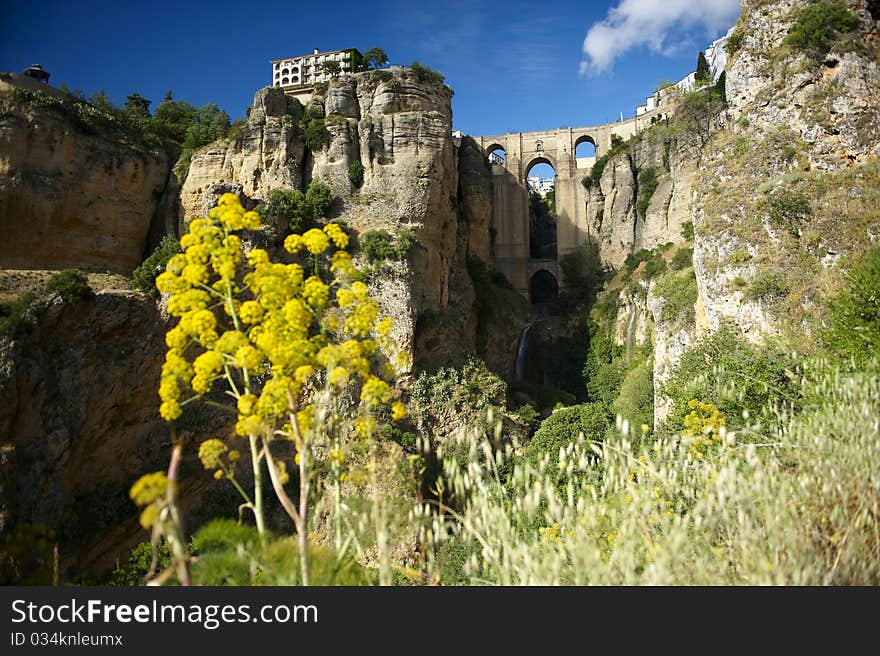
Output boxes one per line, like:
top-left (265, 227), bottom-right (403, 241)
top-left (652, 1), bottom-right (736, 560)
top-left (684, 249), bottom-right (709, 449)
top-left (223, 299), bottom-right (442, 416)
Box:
top-left (426, 359), bottom-right (880, 584)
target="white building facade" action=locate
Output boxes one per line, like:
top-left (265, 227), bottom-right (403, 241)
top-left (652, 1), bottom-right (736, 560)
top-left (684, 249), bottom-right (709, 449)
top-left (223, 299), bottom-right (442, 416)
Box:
top-left (271, 48), bottom-right (361, 89)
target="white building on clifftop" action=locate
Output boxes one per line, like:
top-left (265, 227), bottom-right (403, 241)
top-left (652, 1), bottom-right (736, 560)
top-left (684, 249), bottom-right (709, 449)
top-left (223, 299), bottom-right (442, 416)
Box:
top-left (271, 48), bottom-right (362, 90)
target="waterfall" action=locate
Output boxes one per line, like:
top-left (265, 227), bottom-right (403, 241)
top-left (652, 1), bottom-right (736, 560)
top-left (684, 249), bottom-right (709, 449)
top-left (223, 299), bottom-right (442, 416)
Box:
top-left (515, 324), bottom-right (532, 382)
top-left (625, 305), bottom-right (637, 363)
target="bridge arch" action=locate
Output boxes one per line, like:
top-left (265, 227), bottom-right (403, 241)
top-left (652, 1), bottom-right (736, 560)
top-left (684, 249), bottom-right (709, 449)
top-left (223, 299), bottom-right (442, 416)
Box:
top-left (574, 134), bottom-right (597, 158)
top-left (524, 155), bottom-right (557, 181)
top-left (486, 143), bottom-right (507, 166)
top-left (529, 269), bottom-right (558, 304)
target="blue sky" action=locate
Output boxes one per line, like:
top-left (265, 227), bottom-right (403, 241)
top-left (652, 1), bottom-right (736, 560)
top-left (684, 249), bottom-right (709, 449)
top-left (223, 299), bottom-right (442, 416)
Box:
top-left (0, 0), bottom-right (739, 136)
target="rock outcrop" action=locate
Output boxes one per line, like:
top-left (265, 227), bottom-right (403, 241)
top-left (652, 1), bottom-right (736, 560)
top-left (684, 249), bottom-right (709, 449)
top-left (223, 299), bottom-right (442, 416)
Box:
top-left (0, 74), bottom-right (171, 274)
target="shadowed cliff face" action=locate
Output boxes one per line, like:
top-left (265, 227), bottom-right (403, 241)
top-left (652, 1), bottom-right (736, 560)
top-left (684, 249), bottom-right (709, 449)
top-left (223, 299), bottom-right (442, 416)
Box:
top-left (0, 74), bottom-right (172, 274)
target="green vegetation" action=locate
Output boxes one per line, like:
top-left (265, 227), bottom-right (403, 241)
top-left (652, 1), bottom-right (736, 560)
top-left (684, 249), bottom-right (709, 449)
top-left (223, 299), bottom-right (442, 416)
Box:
top-left (523, 403), bottom-right (608, 488)
top-left (132, 236), bottom-right (181, 297)
top-left (44, 269), bottom-right (93, 304)
top-left (320, 61), bottom-right (342, 78)
top-left (612, 361), bottom-right (654, 433)
top-left (410, 62), bottom-right (445, 84)
top-left (301, 106), bottom-right (330, 150)
top-left (359, 228), bottom-right (417, 262)
top-left (348, 160), bottom-right (365, 188)
top-left (725, 29), bottom-right (744, 56)
top-left (784, 1), bottom-right (861, 60)
top-left (695, 51), bottom-right (711, 86)
top-left (257, 181), bottom-right (334, 233)
top-left (681, 220), bottom-right (694, 241)
top-left (0, 292), bottom-right (36, 336)
top-left (636, 167), bottom-right (659, 219)
top-left (662, 325), bottom-right (800, 430)
top-left (653, 270), bottom-right (698, 323)
top-left (823, 247), bottom-right (880, 365)
top-left (765, 189), bottom-right (812, 237)
top-left (431, 357), bottom-right (880, 584)
top-left (363, 47), bottom-right (389, 70)
top-left (670, 246), bottom-right (693, 270)
top-left (582, 134), bottom-right (629, 189)
top-left (746, 268), bottom-right (790, 303)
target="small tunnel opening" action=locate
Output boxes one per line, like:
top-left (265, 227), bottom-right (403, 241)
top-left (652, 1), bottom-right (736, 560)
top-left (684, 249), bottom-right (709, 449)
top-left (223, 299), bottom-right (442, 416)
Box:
top-left (529, 270), bottom-right (558, 304)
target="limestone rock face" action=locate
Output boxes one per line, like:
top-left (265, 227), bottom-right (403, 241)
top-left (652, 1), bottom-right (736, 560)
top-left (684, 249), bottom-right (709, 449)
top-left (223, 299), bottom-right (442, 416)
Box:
top-left (0, 293), bottom-right (171, 574)
top-left (593, 137), bottom-right (697, 269)
top-left (180, 86), bottom-right (305, 225)
top-left (0, 74), bottom-right (170, 274)
top-left (726, 0), bottom-right (880, 166)
top-left (179, 69), bottom-right (470, 374)
top-left (693, 0), bottom-right (880, 340)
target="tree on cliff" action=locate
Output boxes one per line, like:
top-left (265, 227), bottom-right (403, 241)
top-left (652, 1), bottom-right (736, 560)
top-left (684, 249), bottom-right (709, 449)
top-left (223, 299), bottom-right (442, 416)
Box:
top-left (182, 103), bottom-right (231, 150)
top-left (695, 51), bottom-right (711, 86)
top-left (320, 61), bottom-right (342, 78)
top-left (364, 48), bottom-right (389, 70)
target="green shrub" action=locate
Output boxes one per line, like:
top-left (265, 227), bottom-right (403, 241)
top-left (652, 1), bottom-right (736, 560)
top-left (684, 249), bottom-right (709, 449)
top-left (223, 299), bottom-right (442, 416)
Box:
top-left (359, 228), bottom-right (416, 262)
top-left (410, 62), bottom-right (445, 84)
top-left (747, 268), bottom-right (790, 302)
top-left (642, 256), bottom-right (667, 280)
top-left (671, 246), bottom-right (693, 270)
top-left (0, 292), bottom-right (37, 336)
top-left (524, 403), bottom-right (608, 486)
top-left (313, 82), bottom-right (329, 96)
top-left (515, 404), bottom-right (541, 431)
top-left (653, 270), bottom-right (698, 323)
top-left (624, 248), bottom-right (654, 274)
top-left (725, 29), bottom-right (744, 56)
top-left (259, 181), bottom-right (334, 232)
top-left (612, 362), bottom-right (654, 434)
top-left (132, 235), bottom-right (181, 297)
top-left (182, 103), bottom-right (230, 150)
top-left (636, 168), bottom-right (659, 219)
top-left (681, 221), bottom-right (694, 241)
top-left (784, 2), bottom-right (860, 60)
top-left (348, 160), bottom-right (365, 187)
top-left (226, 119), bottom-right (247, 144)
top-left (303, 117), bottom-right (330, 150)
top-left (823, 247), bottom-right (880, 365)
top-left (766, 190), bottom-right (811, 237)
top-left (411, 357), bottom-right (507, 429)
top-left (44, 269), bottom-right (92, 304)
top-left (108, 540), bottom-right (172, 586)
top-left (663, 326), bottom-right (801, 430)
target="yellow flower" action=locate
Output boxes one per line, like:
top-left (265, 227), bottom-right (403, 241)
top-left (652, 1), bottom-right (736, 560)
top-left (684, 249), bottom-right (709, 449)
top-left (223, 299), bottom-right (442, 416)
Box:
top-left (302, 228), bottom-right (330, 254)
top-left (328, 366), bottom-right (350, 387)
top-left (129, 472), bottom-right (169, 507)
top-left (284, 234), bottom-right (304, 254)
top-left (237, 393), bottom-right (258, 416)
top-left (159, 400), bottom-right (182, 421)
top-left (236, 414), bottom-right (265, 437)
top-left (239, 301), bottom-right (263, 324)
top-left (294, 365), bottom-right (315, 383)
top-left (361, 376), bottom-right (392, 407)
top-left (391, 401), bottom-right (407, 421)
top-left (323, 223), bottom-right (349, 249)
top-left (198, 439), bottom-right (228, 470)
top-left (235, 345), bottom-right (263, 371)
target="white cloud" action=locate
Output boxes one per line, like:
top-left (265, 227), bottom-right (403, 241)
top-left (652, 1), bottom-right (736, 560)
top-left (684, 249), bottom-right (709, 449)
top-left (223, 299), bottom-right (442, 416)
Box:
top-left (580, 0), bottom-right (740, 75)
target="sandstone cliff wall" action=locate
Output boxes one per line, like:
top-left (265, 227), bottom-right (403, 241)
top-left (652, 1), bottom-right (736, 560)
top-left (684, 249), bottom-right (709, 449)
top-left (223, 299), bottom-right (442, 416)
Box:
top-left (0, 74), bottom-right (171, 274)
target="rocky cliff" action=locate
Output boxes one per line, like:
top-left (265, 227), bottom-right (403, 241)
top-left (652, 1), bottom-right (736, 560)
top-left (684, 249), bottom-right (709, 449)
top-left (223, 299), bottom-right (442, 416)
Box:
top-left (591, 0), bottom-right (880, 425)
top-left (181, 68), bottom-right (523, 376)
top-left (0, 74), bottom-right (173, 274)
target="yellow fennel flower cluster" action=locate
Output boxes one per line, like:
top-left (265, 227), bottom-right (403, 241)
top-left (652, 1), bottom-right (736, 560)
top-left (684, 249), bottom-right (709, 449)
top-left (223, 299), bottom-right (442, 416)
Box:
top-left (155, 192), bottom-right (407, 440)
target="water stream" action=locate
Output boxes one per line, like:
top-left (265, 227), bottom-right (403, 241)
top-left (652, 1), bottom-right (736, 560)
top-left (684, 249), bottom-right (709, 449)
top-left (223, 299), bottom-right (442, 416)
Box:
top-left (515, 323), bottom-right (532, 382)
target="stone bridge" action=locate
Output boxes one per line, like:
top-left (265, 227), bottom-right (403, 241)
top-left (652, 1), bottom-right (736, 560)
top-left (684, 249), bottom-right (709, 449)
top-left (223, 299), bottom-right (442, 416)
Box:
top-left (474, 107), bottom-right (664, 302)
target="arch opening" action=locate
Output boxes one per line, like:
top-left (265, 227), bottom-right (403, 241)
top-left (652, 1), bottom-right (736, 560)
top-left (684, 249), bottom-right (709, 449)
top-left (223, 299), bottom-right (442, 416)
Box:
top-left (529, 270), bottom-right (558, 304)
top-left (486, 144), bottom-right (506, 166)
top-left (526, 159), bottom-right (557, 260)
top-left (575, 135), bottom-right (597, 159)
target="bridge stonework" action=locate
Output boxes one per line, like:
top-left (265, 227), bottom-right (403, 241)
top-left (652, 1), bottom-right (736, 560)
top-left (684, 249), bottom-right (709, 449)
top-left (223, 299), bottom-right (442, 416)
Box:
top-left (475, 109), bottom-right (662, 299)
